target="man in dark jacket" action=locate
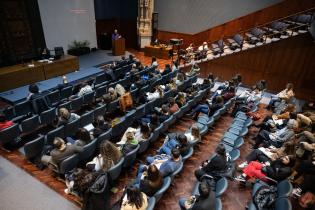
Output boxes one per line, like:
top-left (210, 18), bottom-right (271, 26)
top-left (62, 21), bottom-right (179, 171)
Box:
top-left (179, 180), bottom-right (216, 210)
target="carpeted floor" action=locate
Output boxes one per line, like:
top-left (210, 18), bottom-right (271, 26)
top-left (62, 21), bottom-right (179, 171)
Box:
top-left (0, 156), bottom-right (79, 210)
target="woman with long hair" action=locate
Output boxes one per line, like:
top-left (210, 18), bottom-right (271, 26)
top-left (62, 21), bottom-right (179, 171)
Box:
top-left (138, 164), bottom-right (163, 197)
top-left (185, 124), bottom-right (201, 145)
top-left (86, 141), bottom-right (122, 172)
top-left (120, 186), bottom-right (148, 210)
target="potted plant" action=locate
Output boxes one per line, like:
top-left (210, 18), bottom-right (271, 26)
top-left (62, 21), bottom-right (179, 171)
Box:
top-left (67, 40), bottom-right (91, 56)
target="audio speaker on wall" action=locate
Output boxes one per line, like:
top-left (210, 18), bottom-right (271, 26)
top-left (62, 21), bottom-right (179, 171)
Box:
top-left (310, 14), bottom-right (315, 41)
top-left (152, 12), bottom-right (158, 42)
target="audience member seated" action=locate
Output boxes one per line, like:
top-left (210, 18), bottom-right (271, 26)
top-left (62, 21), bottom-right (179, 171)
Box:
top-left (115, 84), bottom-right (126, 97)
top-left (292, 174), bottom-right (315, 209)
top-left (108, 87), bottom-right (118, 101)
top-left (146, 86), bottom-right (164, 101)
top-left (190, 96), bottom-right (210, 120)
top-left (195, 144), bottom-right (228, 181)
top-left (252, 119), bottom-right (298, 148)
top-left (130, 63), bottom-right (139, 75)
top-left (77, 82), bottom-right (93, 97)
top-left (186, 62), bottom-right (200, 77)
top-left (0, 114), bottom-right (14, 131)
top-left (117, 186), bottom-right (148, 210)
top-left (157, 104), bottom-right (171, 123)
top-left (179, 179), bottom-right (216, 210)
top-left (168, 97), bottom-right (179, 114)
top-left (158, 133), bottom-right (190, 156)
top-left (208, 96), bottom-right (224, 116)
top-left (151, 56), bottom-right (158, 68)
top-left (176, 72), bottom-right (185, 86)
top-left (55, 108), bottom-right (80, 127)
top-left (86, 141), bottom-right (122, 172)
top-left (41, 137), bottom-right (83, 166)
top-left (267, 83), bottom-right (294, 110)
top-left (134, 122), bottom-right (151, 143)
top-left (235, 155), bottom-right (295, 183)
top-left (176, 92), bottom-right (187, 108)
top-left (120, 130), bottom-right (139, 155)
top-left (67, 128), bottom-right (92, 146)
top-left (134, 164), bottom-right (163, 197)
top-left (26, 84), bottom-right (40, 100)
top-left (147, 113), bottom-right (160, 131)
top-left (185, 124), bottom-right (201, 145)
top-left (146, 148), bottom-right (182, 177)
top-left (92, 115), bottom-right (110, 138)
top-left (162, 64), bottom-right (172, 76)
top-left (238, 141), bottom-right (296, 169)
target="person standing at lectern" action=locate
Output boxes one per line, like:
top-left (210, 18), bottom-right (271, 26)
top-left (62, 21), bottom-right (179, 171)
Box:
top-left (112, 29), bottom-right (121, 40)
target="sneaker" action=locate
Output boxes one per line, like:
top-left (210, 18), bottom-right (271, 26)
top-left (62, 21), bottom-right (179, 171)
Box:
top-left (234, 175), bottom-right (246, 183)
top-left (292, 188), bottom-right (302, 198)
top-left (238, 161), bottom-right (248, 169)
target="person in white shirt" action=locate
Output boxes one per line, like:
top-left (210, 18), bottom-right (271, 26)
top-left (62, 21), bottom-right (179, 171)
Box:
top-left (77, 82), bottom-right (93, 97)
top-left (198, 42), bottom-right (209, 51)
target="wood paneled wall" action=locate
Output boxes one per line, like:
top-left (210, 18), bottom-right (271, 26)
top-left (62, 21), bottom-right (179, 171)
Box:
top-left (181, 33), bottom-right (315, 101)
top-left (157, 0), bottom-right (315, 48)
top-left (0, 0), bottom-right (46, 67)
top-left (96, 19), bottom-right (138, 49)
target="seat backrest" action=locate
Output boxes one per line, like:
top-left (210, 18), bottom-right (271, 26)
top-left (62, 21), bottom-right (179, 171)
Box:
top-left (46, 126), bottom-right (65, 145)
top-left (97, 128), bottom-right (112, 144)
top-left (123, 144), bottom-right (140, 167)
top-left (83, 91), bottom-right (95, 104)
top-left (154, 176), bottom-right (171, 201)
top-left (80, 111), bottom-right (94, 127)
top-left (46, 90), bottom-right (60, 105)
top-left (58, 101), bottom-right (71, 110)
top-left (79, 139), bottom-right (97, 162)
top-left (24, 135), bottom-right (45, 160)
top-left (108, 157), bottom-right (124, 181)
top-left (64, 118), bottom-right (80, 137)
top-left (215, 177), bottom-right (228, 197)
top-left (95, 85), bottom-right (107, 98)
top-left (40, 108), bottom-right (56, 125)
top-left (146, 197), bottom-right (156, 210)
top-left (3, 106), bottom-right (15, 120)
top-left (70, 96), bottom-right (83, 112)
top-left (94, 104), bottom-right (107, 118)
top-left (60, 86), bottom-right (73, 100)
top-left (275, 198), bottom-right (292, 210)
top-left (59, 154), bottom-right (80, 174)
top-left (20, 115), bottom-right (40, 133)
top-left (0, 124), bottom-right (20, 144)
top-left (277, 179), bottom-right (293, 197)
top-left (95, 73), bottom-right (107, 85)
top-left (233, 34), bottom-right (243, 45)
top-left (14, 100), bottom-right (32, 116)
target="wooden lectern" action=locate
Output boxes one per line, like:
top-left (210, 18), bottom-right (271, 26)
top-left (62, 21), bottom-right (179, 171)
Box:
top-left (112, 38), bottom-right (125, 56)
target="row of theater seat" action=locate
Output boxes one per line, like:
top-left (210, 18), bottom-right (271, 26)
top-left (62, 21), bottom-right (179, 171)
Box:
top-left (186, 13), bottom-right (313, 62)
top-left (0, 65), bottom-right (178, 147)
top-left (233, 111), bottom-right (293, 210)
top-left (19, 73), bottom-right (197, 176)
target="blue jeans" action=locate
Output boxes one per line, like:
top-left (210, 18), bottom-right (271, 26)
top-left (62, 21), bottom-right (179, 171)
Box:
top-left (158, 139), bottom-right (178, 155)
top-left (193, 104), bottom-right (209, 115)
top-left (134, 164), bottom-right (147, 186)
top-left (268, 96), bottom-right (280, 107)
top-left (179, 198), bottom-right (187, 210)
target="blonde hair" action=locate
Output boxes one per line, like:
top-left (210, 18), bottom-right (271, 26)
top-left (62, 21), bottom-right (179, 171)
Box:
top-left (99, 141), bottom-right (122, 171)
top-left (191, 124), bottom-right (201, 139)
top-left (58, 108), bottom-right (70, 120)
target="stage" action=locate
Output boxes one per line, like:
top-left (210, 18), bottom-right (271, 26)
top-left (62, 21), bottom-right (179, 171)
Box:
top-left (0, 50), bottom-right (132, 105)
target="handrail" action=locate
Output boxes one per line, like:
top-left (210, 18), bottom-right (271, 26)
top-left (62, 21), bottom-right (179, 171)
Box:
top-left (237, 7), bottom-right (315, 37)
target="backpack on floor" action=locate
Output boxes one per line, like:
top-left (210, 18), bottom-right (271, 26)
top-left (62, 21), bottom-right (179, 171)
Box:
top-left (253, 185), bottom-right (277, 210)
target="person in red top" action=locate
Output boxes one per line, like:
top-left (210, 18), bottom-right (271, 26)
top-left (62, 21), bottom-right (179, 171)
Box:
top-left (0, 114), bottom-right (14, 131)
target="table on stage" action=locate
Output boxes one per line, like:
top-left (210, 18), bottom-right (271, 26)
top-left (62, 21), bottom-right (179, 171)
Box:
top-left (144, 45), bottom-right (172, 59)
top-left (0, 55), bottom-right (79, 92)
